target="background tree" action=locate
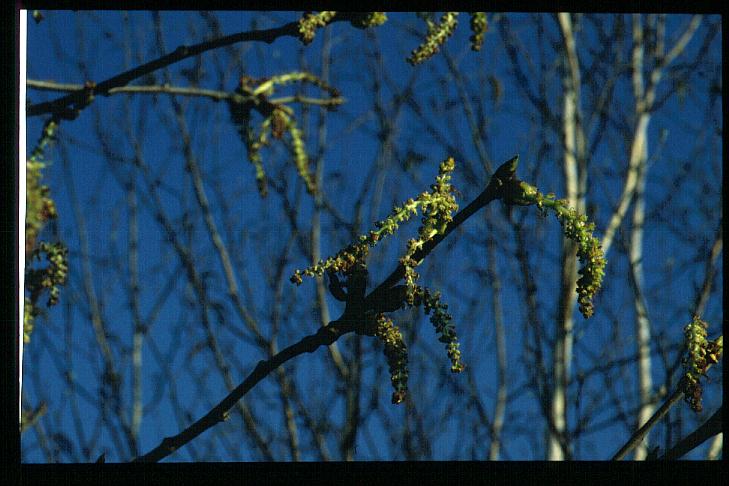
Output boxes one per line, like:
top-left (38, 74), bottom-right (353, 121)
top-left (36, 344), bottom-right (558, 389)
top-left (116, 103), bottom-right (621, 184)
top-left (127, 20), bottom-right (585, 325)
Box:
top-left (22, 11), bottom-right (721, 462)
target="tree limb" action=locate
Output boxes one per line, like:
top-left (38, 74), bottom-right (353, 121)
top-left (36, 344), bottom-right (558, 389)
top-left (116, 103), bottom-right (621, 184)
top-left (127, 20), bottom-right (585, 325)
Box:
top-left (131, 155), bottom-right (518, 462)
top-left (612, 335), bottom-right (722, 460)
top-left (658, 406), bottom-right (722, 460)
top-left (27, 14), bottom-right (359, 118)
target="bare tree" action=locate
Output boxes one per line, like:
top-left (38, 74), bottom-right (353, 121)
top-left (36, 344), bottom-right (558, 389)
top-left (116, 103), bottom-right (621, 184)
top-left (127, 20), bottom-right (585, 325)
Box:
top-left (22, 11), bottom-right (722, 462)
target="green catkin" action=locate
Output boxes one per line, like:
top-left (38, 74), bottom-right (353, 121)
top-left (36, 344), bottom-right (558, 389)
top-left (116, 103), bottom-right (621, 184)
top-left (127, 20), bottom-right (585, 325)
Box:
top-left (469, 12), bottom-right (488, 51)
top-left (501, 177), bottom-right (606, 319)
top-left (408, 12), bottom-right (459, 65)
top-left (681, 317), bottom-right (722, 413)
top-left (376, 314), bottom-right (409, 404)
top-left (298, 11), bottom-right (337, 45)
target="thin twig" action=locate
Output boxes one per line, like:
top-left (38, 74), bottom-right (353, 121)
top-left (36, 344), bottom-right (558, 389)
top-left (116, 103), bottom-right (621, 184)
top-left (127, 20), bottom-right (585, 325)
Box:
top-left (693, 219), bottom-right (722, 317)
top-left (27, 79), bottom-right (344, 108)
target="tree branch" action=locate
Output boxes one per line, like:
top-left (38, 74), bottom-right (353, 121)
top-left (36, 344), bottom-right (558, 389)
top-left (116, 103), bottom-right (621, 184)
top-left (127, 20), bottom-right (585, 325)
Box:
top-left (27, 14), bottom-right (358, 118)
top-left (611, 334), bottom-right (722, 460)
top-left (365, 155), bottom-right (518, 305)
top-left (611, 385), bottom-right (685, 460)
top-left (131, 155), bottom-right (518, 462)
top-left (658, 406), bottom-right (722, 460)
top-left (132, 321), bottom-right (352, 462)
top-left (27, 79), bottom-right (344, 108)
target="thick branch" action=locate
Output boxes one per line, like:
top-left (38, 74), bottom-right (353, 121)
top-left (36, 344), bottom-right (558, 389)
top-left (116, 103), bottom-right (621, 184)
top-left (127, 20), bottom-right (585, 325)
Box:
top-left (611, 386), bottom-right (685, 460)
top-left (132, 321), bottom-right (353, 463)
top-left (658, 406), bottom-right (722, 460)
top-left (365, 155), bottom-right (518, 306)
top-left (131, 155), bottom-right (518, 462)
top-left (612, 335), bottom-right (722, 460)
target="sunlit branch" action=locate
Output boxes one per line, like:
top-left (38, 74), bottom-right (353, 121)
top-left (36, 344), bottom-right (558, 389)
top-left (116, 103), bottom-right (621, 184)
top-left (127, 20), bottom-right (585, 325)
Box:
top-left (26, 15), bottom-right (361, 118)
top-left (612, 334), bottom-right (722, 460)
top-left (133, 156), bottom-right (519, 462)
top-left (27, 79), bottom-right (345, 108)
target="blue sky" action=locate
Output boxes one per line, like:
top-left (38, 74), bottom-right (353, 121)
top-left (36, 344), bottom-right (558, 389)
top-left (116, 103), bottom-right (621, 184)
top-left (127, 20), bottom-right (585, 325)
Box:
top-left (22, 11), bottom-right (722, 461)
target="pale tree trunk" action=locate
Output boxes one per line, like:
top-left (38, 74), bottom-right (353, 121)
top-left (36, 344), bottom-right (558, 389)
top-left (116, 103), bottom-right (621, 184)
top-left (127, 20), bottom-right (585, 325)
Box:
top-left (601, 14), bottom-right (702, 258)
top-left (549, 12), bottom-right (587, 460)
top-left (626, 14), bottom-right (653, 461)
top-left (628, 136), bottom-right (653, 460)
top-left (706, 433), bottom-right (722, 459)
top-left (592, 14), bottom-right (701, 459)
top-left (486, 216), bottom-right (507, 461)
top-left (625, 14), bottom-right (701, 459)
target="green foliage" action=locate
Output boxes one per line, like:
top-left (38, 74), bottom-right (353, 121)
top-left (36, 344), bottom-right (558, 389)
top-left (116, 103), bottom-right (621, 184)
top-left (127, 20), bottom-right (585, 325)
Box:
top-left (681, 316), bottom-right (722, 413)
top-left (26, 242), bottom-right (68, 306)
top-left (289, 154), bottom-right (608, 403)
top-left (286, 118), bottom-right (313, 194)
top-left (228, 72), bottom-right (342, 198)
top-left (298, 11), bottom-right (337, 45)
top-left (250, 71), bottom-right (340, 98)
top-left (400, 157), bottom-right (458, 303)
top-left (468, 12), bottom-right (488, 51)
top-left (25, 232), bottom-right (69, 345)
top-left (290, 157), bottom-right (458, 284)
top-left (291, 157), bottom-right (463, 404)
top-left (23, 297), bottom-right (35, 345)
top-left (374, 284), bottom-right (464, 404)
top-left (371, 283), bottom-right (464, 405)
top-left (408, 12), bottom-right (460, 65)
top-left (25, 158), bottom-right (57, 254)
top-left (414, 287), bottom-right (464, 372)
top-left (297, 11), bottom-right (487, 65)
top-left (349, 12), bottom-right (388, 29)
top-left (298, 12), bottom-right (388, 45)
top-left (375, 314), bottom-right (409, 404)
top-left (25, 118), bottom-right (68, 344)
top-left (499, 173), bottom-right (606, 319)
